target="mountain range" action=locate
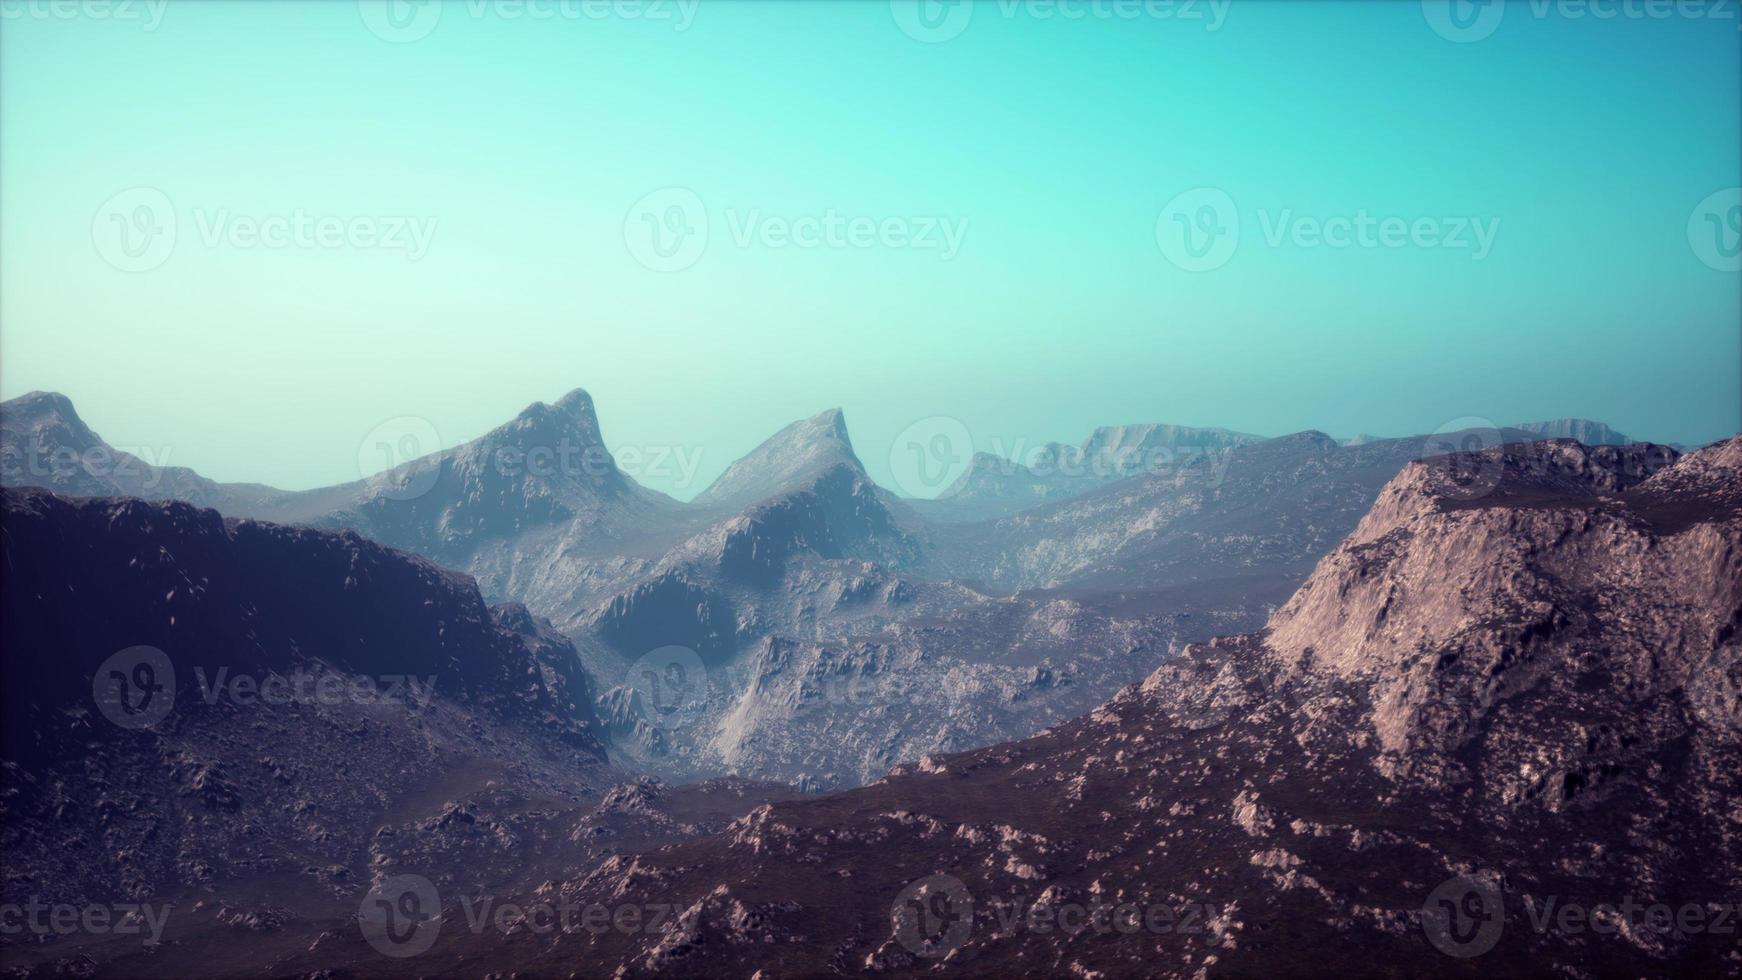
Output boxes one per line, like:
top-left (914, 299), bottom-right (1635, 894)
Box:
top-left (6, 413), bottom-right (1733, 977)
top-left (0, 390), bottom-right (1692, 795)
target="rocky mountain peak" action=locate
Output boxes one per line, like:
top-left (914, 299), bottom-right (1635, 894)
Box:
top-left (497, 387), bottom-right (607, 451)
top-left (693, 408), bottom-right (861, 509)
top-left (2, 390), bottom-right (102, 454)
top-left (2, 389), bottom-right (86, 428)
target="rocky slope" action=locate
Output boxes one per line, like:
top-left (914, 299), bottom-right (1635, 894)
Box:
top-left (0, 488), bottom-right (794, 978)
top-left (267, 435), bottom-right (1739, 978)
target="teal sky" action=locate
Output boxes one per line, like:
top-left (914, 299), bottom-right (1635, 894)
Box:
top-left (2, 0), bottom-right (1738, 498)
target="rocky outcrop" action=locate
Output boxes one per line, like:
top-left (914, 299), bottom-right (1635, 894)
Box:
top-left (362, 437), bottom-right (1741, 979)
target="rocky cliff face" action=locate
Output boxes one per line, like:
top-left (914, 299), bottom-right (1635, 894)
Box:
top-left (1265, 439), bottom-right (1735, 783)
top-left (307, 436), bottom-right (1739, 978)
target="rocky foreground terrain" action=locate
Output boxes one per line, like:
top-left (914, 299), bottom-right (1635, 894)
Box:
top-left (0, 488), bottom-right (796, 977)
top-left (228, 436), bottom-right (1734, 979)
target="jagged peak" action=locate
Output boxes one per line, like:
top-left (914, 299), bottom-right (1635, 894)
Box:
top-left (789, 408), bottom-right (853, 451)
top-left (553, 387), bottom-right (597, 417)
top-left (492, 387), bottom-right (608, 450)
top-left (693, 408), bottom-right (863, 509)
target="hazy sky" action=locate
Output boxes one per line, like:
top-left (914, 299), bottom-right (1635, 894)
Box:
top-left (2, 0), bottom-right (1738, 498)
